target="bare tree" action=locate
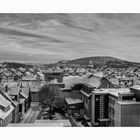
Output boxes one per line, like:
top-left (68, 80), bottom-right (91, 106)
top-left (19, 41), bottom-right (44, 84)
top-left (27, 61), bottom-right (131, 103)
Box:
top-left (39, 84), bottom-right (60, 119)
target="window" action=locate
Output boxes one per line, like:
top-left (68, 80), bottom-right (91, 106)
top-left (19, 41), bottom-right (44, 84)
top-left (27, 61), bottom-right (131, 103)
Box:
top-left (19, 104), bottom-right (22, 112)
top-left (96, 97), bottom-right (99, 101)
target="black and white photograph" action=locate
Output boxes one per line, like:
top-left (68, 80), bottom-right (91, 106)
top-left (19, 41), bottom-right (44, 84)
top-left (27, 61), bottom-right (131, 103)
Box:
top-left (0, 1), bottom-right (140, 133)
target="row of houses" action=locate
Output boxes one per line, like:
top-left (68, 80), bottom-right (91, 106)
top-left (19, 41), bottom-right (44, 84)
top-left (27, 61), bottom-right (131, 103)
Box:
top-left (0, 67), bottom-right (42, 82)
top-left (0, 79), bottom-right (41, 127)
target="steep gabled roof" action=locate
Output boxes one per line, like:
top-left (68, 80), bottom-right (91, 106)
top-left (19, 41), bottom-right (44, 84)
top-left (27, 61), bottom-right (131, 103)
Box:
top-left (0, 89), bottom-right (17, 107)
top-left (0, 94), bottom-right (11, 109)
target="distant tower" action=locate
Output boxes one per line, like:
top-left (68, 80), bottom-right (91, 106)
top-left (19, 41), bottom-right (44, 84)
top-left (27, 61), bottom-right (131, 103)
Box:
top-left (89, 60), bottom-right (92, 65)
top-left (89, 60), bottom-right (93, 68)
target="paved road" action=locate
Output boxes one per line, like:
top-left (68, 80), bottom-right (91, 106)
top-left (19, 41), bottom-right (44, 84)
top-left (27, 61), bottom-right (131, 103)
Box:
top-left (20, 103), bottom-right (41, 123)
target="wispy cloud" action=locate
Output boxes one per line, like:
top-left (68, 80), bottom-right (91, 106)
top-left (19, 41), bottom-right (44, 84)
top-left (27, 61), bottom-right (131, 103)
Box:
top-left (0, 13), bottom-right (140, 63)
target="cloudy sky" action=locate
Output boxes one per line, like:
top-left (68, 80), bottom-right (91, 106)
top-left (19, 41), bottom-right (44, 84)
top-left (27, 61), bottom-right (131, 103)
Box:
top-left (0, 13), bottom-right (140, 64)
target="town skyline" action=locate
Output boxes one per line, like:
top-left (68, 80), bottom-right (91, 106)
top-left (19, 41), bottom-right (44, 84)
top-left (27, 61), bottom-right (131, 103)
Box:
top-left (0, 55), bottom-right (140, 65)
top-left (1, 13), bottom-right (140, 127)
top-left (0, 13), bottom-right (140, 63)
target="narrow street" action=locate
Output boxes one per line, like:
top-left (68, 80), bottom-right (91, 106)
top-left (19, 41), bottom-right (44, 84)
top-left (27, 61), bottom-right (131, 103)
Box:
top-left (20, 103), bottom-right (42, 123)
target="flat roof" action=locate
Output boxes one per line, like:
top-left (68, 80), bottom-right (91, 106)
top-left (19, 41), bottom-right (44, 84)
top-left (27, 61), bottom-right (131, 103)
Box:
top-left (130, 85), bottom-right (140, 90)
top-left (65, 98), bottom-right (83, 105)
top-left (116, 100), bottom-right (140, 105)
top-left (93, 88), bottom-right (132, 97)
top-left (93, 89), bottom-right (110, 94)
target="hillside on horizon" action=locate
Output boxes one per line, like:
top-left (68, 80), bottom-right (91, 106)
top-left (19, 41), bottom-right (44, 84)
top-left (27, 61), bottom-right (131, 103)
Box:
top-left (2, 56), bottom-right (140, 69)
top-left (46, 56), bottom-right (140, 68)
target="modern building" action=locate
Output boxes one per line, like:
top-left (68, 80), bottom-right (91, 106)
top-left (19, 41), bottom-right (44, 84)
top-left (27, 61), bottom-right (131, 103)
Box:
top-left (91, 89), bottom-right (109, 126)
top-left (108, 89), bottom-right (134, 126)
top-left (91, 88), bottom-right (135, 127)
top-left (114, 101), bottom-right (140, 126)
top-left (80, 75), bottom-right (114, 121)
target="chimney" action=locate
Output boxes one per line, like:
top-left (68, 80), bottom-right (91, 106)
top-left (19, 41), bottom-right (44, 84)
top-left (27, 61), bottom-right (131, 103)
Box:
top-left (5, 85), bottom-right (8, 92)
